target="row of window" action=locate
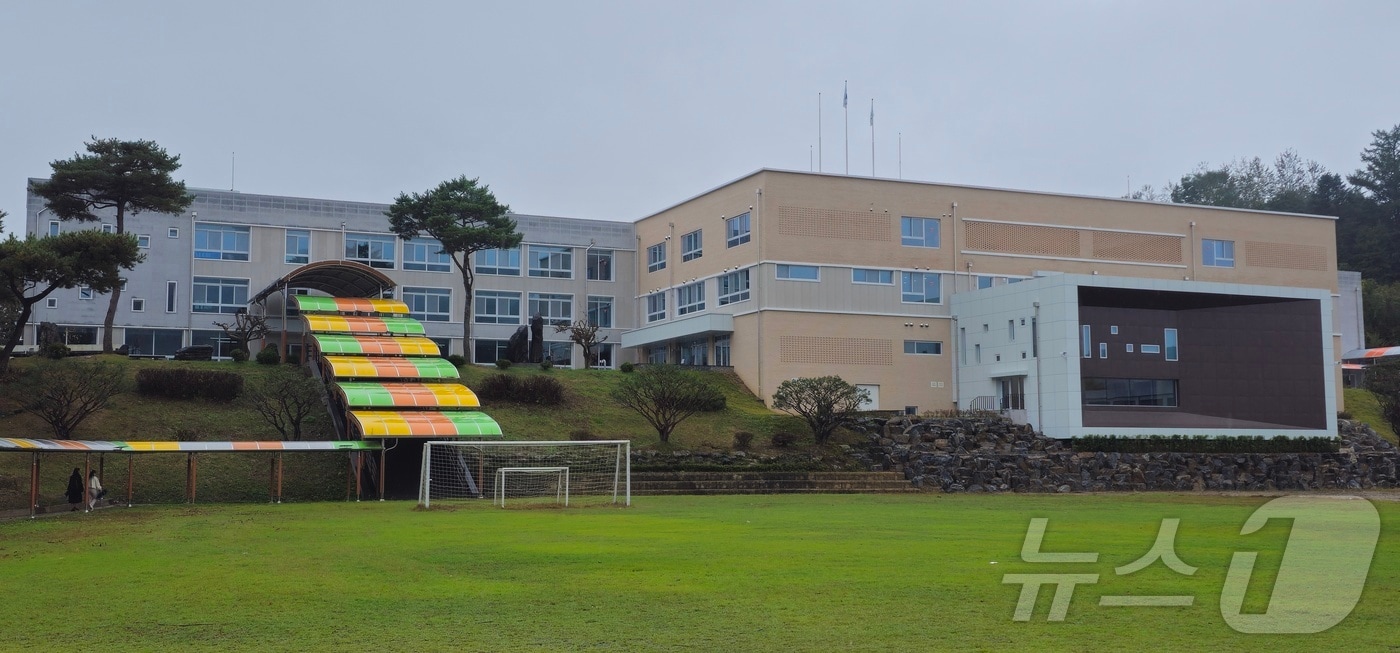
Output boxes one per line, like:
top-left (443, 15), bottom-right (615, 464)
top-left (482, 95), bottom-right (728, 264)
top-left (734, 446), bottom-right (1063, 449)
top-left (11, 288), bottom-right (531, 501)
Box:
top-left (1081, 326), bottom-right (1179, 361)
top-left (647, 213), bottom-right (752, 273)
top-left (474, 340), bottom-right (618, 368)
top-left (643, 267), bottom-right (945, 323)
top-left (474, 291), bottom-right (614, 327)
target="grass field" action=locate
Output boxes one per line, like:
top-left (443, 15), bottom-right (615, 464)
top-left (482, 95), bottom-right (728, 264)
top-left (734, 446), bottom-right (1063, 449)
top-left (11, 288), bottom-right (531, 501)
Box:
top-left (1, 494), bottom-right (1396, 652)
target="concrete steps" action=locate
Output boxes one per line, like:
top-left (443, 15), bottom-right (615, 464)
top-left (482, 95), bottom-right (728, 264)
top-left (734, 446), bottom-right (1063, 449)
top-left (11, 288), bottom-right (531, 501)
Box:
top-left (630, 471), bottom-right (918, 495)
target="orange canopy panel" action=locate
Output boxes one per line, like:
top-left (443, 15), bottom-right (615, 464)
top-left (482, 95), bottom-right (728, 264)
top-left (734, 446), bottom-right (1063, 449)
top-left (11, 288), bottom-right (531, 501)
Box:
top-left (337, 382), bottom-right (482, 408)
top-left (312, 334), bottom-right (440, 356)
top-left (350, 410), bottom-right (503, 438)
top-left (324, 356), bottom-right (461, 379)
top-left (293, 296), bottom-right (410, 315)
top-left (303, 314), bottom-right (426, 335)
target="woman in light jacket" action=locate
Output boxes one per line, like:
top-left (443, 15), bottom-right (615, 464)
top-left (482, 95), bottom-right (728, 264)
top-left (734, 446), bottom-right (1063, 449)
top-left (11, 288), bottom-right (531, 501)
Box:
top-left (87, 470), bottom-right (105, 510)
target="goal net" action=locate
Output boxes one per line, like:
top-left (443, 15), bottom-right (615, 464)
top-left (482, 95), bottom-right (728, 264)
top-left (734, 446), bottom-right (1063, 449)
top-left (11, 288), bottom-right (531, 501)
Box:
top-left (419, 440), bottom-right (630, 508)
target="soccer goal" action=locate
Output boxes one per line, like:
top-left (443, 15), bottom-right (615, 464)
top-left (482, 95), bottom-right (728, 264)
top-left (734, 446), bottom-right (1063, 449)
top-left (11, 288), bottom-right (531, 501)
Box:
top-left (419, 440), bottom-right (630, 508)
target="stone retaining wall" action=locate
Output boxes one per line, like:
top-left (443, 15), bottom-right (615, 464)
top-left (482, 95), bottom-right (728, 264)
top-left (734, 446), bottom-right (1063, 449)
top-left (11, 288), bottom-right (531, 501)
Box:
top-left (851, 416), bottom-right (1399, 493)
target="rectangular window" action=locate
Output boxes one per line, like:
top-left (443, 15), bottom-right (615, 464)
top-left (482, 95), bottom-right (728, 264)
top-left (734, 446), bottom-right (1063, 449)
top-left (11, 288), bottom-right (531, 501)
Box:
top-left (102, 223), bottom-right (115, 234)
top-left (1141, 344), bottom-right (1161, 354)
top-left (474, 339), bottom-right (511, 365)
top-left (647, 346), bottom-right (668, 364)
top-left (166, 281), bottom-right (178, 313)
top-left (1081, 325), bottom-right (1092, 358)
top-left (403, 287), bottom-right (451, 322)
top-left (714, 336), bottom-right (731, 367)
top-left (647, 242), bottom-right (666, 272)
top-left (587, 249), bottom-right (614, 281)
top-left (852, 268), bottom-right (894, 285)
top-left (1126, 343), bottom-right (1134, 353)
top-left (587, 295), bottom-right (614, 328)
top-left (285, 229), bottom-right (310, 265)
top-left (901, 271), bottom-right (942, 303)
top-left (528, 245), bottom-right (573, 278)
top-left (48, 221), bottom-right (59, 237)
top-left (1099, 342), bottom-right (1108, 359)
top-left (475, 248), bottom-right (520, 276)
top-left (646, 292), bottom-right (666, 323)
top-left (903, 340), bottom-right (943, 355)
top-left (959, 327), bottom-right (967, 365)
top-left (1031, 317), bottom-right (1039, 358)
top-left (46, 298), bottom-right (58, 309)
top-left (544, 341), bottom-right (573, 367)
top-left (718, 269), bottom-right (751, 305)
top-left (1008, 319), bottom-right (1016, 341)
top-left (1164, 328), bottom-right (1179, 361)
top-left (595, 343), bottom-right (616, 368)
top-left (1082, 378), bottom-right (1178, 407)
top-left (192, 277), bottom-right (249, 314)
top-left (344, 233), bottom-right (396, 269)
top-left (776, 264), bottom-right (820, 281)
top-left (900, 216), bottom-right (941, 248)
top-left (681, 229), bottom-right (703, 261)
top-left (474, 290), bottom-right (521, 325)
top-left (402, 237), bottom-right (452, 272)
top-left (1202, 239), bottom-right (1235, 268)
top-left (131, 298), bottom-right (145, 312)
top-left (123, 328), bottom-right (182, 357)
top-left (195, 224), bottom-right (251, 261)
top-left (136, 235), bottom-right (151, 249)
top-left (676, 281), bottom-right (705, 315)
top-left (528, 292), bottom-right (573, 322)
top-left (977, 275), bottom-right (995, 290)
top-left (726, 212), bottom-right (751, 247)
top-left (168, 227), bottom-right (179, 239)
top-left (974, 343), bottom-right (982, 364)
top-left (78, 285), bottom-right (93, 300)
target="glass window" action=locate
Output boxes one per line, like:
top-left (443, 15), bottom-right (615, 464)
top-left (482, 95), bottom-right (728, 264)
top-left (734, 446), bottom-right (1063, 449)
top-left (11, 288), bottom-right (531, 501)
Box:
top-left (852, 268), bottom-right (893, 285)
top-left (403, 237), bottom-right (452, 272)
top-left (528, 245), bottom-right (573, 278)
top-left (191, 330), bottom-right (237, 358)
top-left (192, 277), bottom-right (249, 314)
top-left (718, 269), bottom-right (751, 305)
top-left (1202, 239), bottom-right (1235, 268)
top-left (1008, 320), bottom-right (1016, 340)
top-left (1165, 328), bottom-right (1179, 361)
top-left (901, 271), bottom-right (942, 303)
top-left (1082, 325), bottom-right (1092, 358)
top-left (1141, 344), bottom-right (1161, 354)
top-left (977, 275), bottom-right (995, 290)
top-left (137, 235), bottom-right (151, 249)
top-left (1099, 342), bottom-right (1108, 359)
top-left (903, 340), bottom-right (942, 355)
top-left (647, 346), bottom-right (668, 364)
top-left (166, 281), bottom-right (178, 313)
top-left (46, 298), bottom-right (58, 309)
top-left (676, 281), bottom-right (705, 315)
top-left (48, 221), bottom-right (59, 237)
top-left (680, 339), bottom-right (708, 366)
top-left (901, 216), bottom-right (940, 248)
top-left (681, 229), bottom-right (703, 261)
top-left (123, 328), bottom-right (182, 357)
top-left (195, 224), bottom-right (251, 261)
top-left (78, 285), bottom-right (93, 300)
top-left (726, 213), bottom-right (751, 247)
top-left (587, 296), bottom-right (613, 328)
top-left (131, 298), bottom-right (145, 312)
top-left (714, 336), bottom-right (731, 367)
top-left (528, 292), bottom-right (573, 322)
top-left (403, 287), bottom-right (451, 322)
top-left (594, 343), bottom-right (616, 368)
top-left (57, 326), bottom-right (98, 345)
top-left (647, 242), bottom-right (666, 272)
top-left (474, 339), bottom-right (510, 365)
top-left (168, 227), bottom-right (179, 239)
top-left (776, 264), bottom-right (820, 281)
top-left (646, 292), bottom-right (666, 323)
top-left (541, 341), bottom-right (573, 367)
top-left (102, 224), bottom-right (115, 234)
top-left (1082, 378), bottom-right (1178, 407)
top-left (476, 247), bottom-right (520, 276)
top-left (285, 229), bottom-right (310, 264)
top-left (345, 232), bottom-right (396, 269)
top-left (587, 249), bottom-right (614, 281)
top-left (474, 290), bottom-right (521, 325)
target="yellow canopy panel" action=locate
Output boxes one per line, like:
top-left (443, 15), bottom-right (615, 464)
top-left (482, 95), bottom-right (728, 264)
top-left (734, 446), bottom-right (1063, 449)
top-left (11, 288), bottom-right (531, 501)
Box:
top-left (293, 296), bottom-right (410, 315)
top-left (303, 314), bottom-right (426, 335)
top-left (312, 334), bottom-right (440, 356)
top-left (336, 382), bottom-right (482, 408)
top-left (323, 356), bottom-right (460, 379)
top-left (350, 410), bottom-right (503, 438)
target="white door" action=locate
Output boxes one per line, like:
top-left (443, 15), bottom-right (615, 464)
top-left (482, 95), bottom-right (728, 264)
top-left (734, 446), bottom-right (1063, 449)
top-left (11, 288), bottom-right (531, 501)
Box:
top-left (856, 384), bottom-right (879, 411)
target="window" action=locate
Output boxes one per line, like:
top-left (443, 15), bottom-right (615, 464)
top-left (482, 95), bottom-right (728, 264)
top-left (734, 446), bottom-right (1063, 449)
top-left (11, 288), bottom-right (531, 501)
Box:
top-left (1081, 325), bottom-right (1092, 358)
top-left (1082, 378), bottom-right (1178, 407)
top-left (345, 233), bottom-right (396, 269)
top-left (544, 341), bottom-right (573, 367)
top-left (1099, 342), bottom-right (1108, 359)
top-left (587, 296), bottom-right (613, 328)
top-left (528, 292), bottom-right (573, 322)
top-left (403, 287), bottom-right (451, 322)
top-left (166, 281), bottom-right (178, 313)
top-left (285, 229), bottom-right (310, 264)
top-left (647, 346), bottom-right (668, 364)
top-left (402, 237), bottom-right (451, 272)
top-left (195, 224), bottom-right (250, 261)
top-left (474, 291), bottom-right (521, 325)
top-left (136, 235), bottom-right (151, 249)
top-left (714, 336), bottom-right (731, 367)
top-left (123, 328), bottom-right (182, 357)
top-left (476, 247), bottom-right (520, 276)
top-left (78, 285), bottom-right (93, 300)
top-left (528, 245), bottom-right (572, 278)
top-left (474, 339), bottom-right (510, 365)
top-left (676, 281), bottom-right (705, 315)
top-left (46, 298), bottom-right (58, 309)
top-left (1164, 328), bottom-right (1179, 361)
top-left (102, 223), bottom-right (115, 234)
top-left (587, 249), bottom-right (613, 281)
top-left (1202, 239), bottom-right (1235, 268)
top-left (726, 213), bottom-right (751, 247)
top-left (168, 227), bottom-right (179, 239)
top-left (192, 277), bottom-right (249, 314)
top-left (595, 343), bottom-right (616, 368)
top-left (776, 264), bottom-right (820, 281)
top-left (1141, 344), bottom-right (1161, 354)
top-left (977, 275), bottom-right (995, 290)
top-left (904, 340), bottom-right (943, 355)
top-left (718, 269), bottom-right (751, 305)
top-left (1126, 344), bottom-right (1134, 353)
top-left (901, 271), bottom-right (942, 303)
top-left (1008, 320), bottom-right (1016, 341)
top-left (680, 339), bottom-right (708, 365)
top-left (120, 279), bottom-right (128, 292)
top-left (901, 216), bottom-right (940, 248)
top-left (681, 229), bottom-right (703, 261)
top-left (647, 242), bottom-right (666, 272)
top-left (191, 330), bottom-right (238, 359)
top-left (646, 292), bottom-right (666, 323)
top-left (959, 327), bottom-right (967, 365)
top-left (852, 268), bottom-right (894, 285)
top-left (131, 298), bottom-right (145, 312)
top-left (974, 343), bottom-right (982, 364)
top-left (48, 221), bottom-right (59, 237)
top-left (57, 326), bottom-right (98, 345)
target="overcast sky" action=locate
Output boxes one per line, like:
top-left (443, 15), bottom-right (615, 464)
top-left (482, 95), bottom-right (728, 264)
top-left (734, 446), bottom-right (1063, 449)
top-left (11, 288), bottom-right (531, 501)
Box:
top-left (3, 1), bottom-right (1397, 235)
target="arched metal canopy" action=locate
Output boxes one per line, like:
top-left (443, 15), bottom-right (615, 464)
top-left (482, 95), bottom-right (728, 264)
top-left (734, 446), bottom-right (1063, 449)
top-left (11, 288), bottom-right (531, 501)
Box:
top-left (250, 260), bottom-right (396, 304)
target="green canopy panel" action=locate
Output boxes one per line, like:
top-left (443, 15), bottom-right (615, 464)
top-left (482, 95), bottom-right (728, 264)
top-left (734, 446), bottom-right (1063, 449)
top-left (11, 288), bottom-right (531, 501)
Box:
top-left (336, 382), bottom-right (482, 409)
top-left (350, 410), bottom-right (503, 438)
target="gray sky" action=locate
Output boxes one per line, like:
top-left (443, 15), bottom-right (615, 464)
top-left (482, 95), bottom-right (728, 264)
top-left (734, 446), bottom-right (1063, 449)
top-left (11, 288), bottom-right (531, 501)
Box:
top-left (3, 1), bottom-right (1397, 235)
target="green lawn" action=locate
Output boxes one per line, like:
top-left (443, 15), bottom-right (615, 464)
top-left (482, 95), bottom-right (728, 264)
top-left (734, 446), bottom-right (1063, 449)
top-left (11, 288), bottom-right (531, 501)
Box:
top-left (1, 494), bottom-right (1395, 652)
top-left (1344, 387), bottom-right (1397, 445)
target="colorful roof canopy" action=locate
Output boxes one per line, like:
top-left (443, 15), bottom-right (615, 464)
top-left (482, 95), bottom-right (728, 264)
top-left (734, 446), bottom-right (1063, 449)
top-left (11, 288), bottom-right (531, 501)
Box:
top-left (0, 438), bottom-right (381, 453)
top-left (324, 356), bottom-right (461, 379)
top-left (337, 382), bottom-right (481, 409)
top-left (350, 411), bottom-right (503, 438)
top-left (304, 315), bottom-right (426, 335)
top-left (1342, 346), bottom-right (1400, 360)
top-left (294, 296), bottom-right (410, 315)
top-left (250, 260), bottom-right (395, 304)
top-left (312, 334), bottom-right (440, 356)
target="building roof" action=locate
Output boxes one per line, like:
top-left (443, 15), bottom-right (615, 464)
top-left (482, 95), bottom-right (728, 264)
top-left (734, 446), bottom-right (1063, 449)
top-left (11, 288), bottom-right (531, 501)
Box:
top-left (1342, 346), bottom-right (1400, 361)
top-left (250, 260), bottom-right (396, 304)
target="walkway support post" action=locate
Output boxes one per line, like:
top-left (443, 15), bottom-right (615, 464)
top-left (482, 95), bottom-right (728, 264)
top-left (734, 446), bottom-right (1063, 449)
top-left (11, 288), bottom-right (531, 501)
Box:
top-left (127, 455), bottom-right (134, 508)
top-left (378, 445), bottom-right (386, 501)
top-left (29, 453), bottom-right (39, 519)
top-left (83, 454), bottom-right (91, 513)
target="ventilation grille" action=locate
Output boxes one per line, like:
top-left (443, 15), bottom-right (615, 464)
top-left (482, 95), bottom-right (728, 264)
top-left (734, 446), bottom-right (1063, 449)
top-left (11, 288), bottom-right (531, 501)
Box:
top-left (965, 222), bottom-right (1079, 257)
top-left (1244, 241), bottom-right (1329, 271)
top-left (779, 336), bottom-right (893, 365)
top-left (777, 206), bottom-right (890, 241)
top-left (1091, 232), bottom-right (1183, 264)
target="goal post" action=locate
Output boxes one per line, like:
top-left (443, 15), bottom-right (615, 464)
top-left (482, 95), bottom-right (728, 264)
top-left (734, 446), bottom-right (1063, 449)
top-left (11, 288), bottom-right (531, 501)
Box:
top-left (419, 440), bottom-right (630, 508)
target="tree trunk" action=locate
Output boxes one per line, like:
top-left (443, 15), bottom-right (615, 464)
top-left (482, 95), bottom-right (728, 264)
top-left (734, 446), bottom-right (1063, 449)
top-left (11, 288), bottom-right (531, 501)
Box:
top-left (0, 300), bottom-right (36, 374)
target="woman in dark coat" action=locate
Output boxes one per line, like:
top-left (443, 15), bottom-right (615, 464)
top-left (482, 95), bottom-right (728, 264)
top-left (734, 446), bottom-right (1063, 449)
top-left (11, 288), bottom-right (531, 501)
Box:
top-left (65, 468), bottom-right (84, 512)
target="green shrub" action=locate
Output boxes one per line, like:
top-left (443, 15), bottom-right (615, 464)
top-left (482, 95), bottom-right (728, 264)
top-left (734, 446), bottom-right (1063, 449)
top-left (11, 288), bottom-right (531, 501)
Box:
top-left (770, 432), bottom-right (798, 448)
top-left (42, 342), bottom-right (70, 359)
top-left (230, 349), bottom-right (249, 363)
top-left (619, 362), bottom-right (635, 373)
top-left (520, 375), bottom-right (565, 405)
top-left (733, 432), bottom-right (754, 450)
top-left (256, 346), bottom-right (281, 365)
top-left (446, 354), bottom-right (466, 367)
top-left (697, 390), bottom-right (726, 412)
top-left (135, 368), bottom-right (245, 402)
top-left (1337, 410), bottom-right (1354, 420)
top-left (539, 358), bottom-right (554, 371)
top-left (474, 373), bottom-right (517, 402)
top-left (569, 429), bottom-right (598, 441)
top-left (1071, 434), bottom-right (1339, 454)
top-left (495, 358), bottom-right (512, 370)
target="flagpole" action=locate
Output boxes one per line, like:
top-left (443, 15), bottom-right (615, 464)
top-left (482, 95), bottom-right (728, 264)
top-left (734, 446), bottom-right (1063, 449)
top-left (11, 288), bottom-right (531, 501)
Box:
top-left (898, 132), bottom-right (903, 179)
top-left (870, 98), bottom-right (875, 177)
top-left (843, 80), bottom-right (849, 175)
top-left (817, 92), bottom-right (823, 173)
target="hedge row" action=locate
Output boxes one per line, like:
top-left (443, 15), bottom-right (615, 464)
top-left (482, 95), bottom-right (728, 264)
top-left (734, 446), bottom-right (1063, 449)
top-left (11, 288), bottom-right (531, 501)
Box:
top-left (473, 373), bottom-right (565, 406)
top-left (1072, 434), bottom-right (1340, 454)
top-left (135, 368), bottom-right (244, 401)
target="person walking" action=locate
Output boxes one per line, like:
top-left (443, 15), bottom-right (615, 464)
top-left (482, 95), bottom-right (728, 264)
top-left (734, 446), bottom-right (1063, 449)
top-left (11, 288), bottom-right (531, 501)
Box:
top-left (65, 468), bottom-right (84, 512)
top-left (87, 470), bottom-right (106, 510)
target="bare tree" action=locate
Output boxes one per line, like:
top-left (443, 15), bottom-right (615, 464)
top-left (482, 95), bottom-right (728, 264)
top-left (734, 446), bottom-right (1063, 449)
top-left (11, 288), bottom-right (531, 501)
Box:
top-left (610, 364), bottom-right (723, 442)
top-left (22, 358), bottom-right (127, 439)
top-left (771, 376), bottom-right (870, 444)
top-left (244, 366), bottom-right (327, 441)
top-left (213, 310), bottom-right (272, 356)
top-left (553, 319), bottom-right (609, 369)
